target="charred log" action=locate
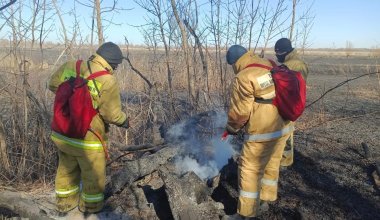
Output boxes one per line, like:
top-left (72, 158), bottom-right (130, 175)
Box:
top-left (110, 145), bottom-right (182, 193)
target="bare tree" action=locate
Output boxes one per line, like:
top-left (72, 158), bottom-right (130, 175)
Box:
top-left (290, 0), bottom-right (315, 54)
top-left (52, 0), bottom-right (69, 51)
top-left (231, 0), bottom-right (248, 44)
top-left (289, 0), bottom-right (298, 41)
top-left (136, 0), bottom-right (176, 115)
top-left (205, 0), bottom-right (230, 105)
top-left (261, 0), bottom-right (288, 53)
top-left (170, 0), bottom-right (194, 107)
top-left (95, 0), bottom-right (104, 44)
top-left (298, 13), bottom-right (315, 55)
top-left (248, 0), bottom-right (261, 50)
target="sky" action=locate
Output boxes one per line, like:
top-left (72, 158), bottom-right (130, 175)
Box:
top-left (108, 0), bottom-right (380, 49)
top-left (116, 0), bottom-right (380, 49)
top-left (310, 0), bottom-right (380, 48)
top-left (1, 0), bottom-right (379, 49)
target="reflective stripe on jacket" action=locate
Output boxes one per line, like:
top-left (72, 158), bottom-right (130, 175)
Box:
top-left (51, 131), bottom-right (104, 150)
top-left (244, 125), bottom-right (294, 142)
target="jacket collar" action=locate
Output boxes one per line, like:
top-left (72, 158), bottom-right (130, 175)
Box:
top-left (284, 49), bottom-right (298, 62)
top-left (234, 51), bottom-right (266, 73)
top-left (89, 53), bottom-right (114, 74)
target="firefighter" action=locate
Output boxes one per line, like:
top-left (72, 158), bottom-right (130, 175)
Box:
top-left (225, 45), bottom-right (293, 218)
top-left (48, 42), bottom-right (129, 214)
top-left (274, 38), bottom-right (309, 167)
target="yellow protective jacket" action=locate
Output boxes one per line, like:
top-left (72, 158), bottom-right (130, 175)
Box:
top-left (48, 54), bottom-right (127, 143)
top-left (283, 49), bottom-right (309, 81)
top-left (227, 51), bottom-right (292, 141)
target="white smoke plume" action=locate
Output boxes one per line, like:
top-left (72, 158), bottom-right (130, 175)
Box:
top-left (167, 111), bottom-right (238, 180)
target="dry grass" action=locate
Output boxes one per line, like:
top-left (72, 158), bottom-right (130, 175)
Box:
top-left (0, 47), bottom-right (379, 188)
top-left (0, 46), bottom-right (233, 187)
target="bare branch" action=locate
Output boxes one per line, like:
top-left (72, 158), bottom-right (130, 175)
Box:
top-left (0, 0), bottom-right (17, 11)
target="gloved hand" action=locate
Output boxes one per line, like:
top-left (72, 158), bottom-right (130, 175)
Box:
top-left (221, 124), bottom-right (240, 140)
top-left (118, 117), bottom-right (129, 129)
top-left (225, 124), bottom-right (239, 135)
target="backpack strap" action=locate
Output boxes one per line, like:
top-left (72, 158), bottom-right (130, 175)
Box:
top-left (86, 60), bottom-right (110, 97)
top-left (87, 71), bottom-right (109, 80)
top-left (76, 60), bottom-right (83, 77)
top-left (268, 59), bottom-right (277, 67)
top-left (245, 63), bottom-right (272, 71)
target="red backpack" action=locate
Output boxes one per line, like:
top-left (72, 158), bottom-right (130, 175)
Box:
top-left (51, 60), bottom-right (109, 138)
top-left (245, 62), bottom-right (306, 121)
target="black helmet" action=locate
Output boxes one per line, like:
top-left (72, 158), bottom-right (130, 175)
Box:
top-left (274, 38), bottom-right (293, 54)
top-left (226, 45), bottom-right (247, 65)
top-left (96, 42), bottom-right (124, 65)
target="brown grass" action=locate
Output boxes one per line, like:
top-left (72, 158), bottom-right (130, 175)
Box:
top-left (0, 47), bottom-right (379, 188)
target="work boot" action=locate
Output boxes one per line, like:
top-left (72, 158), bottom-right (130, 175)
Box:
top-left (258, 200), bottom-right (269, 214)
top-left (79, 200), bottom-right (104, 214)
top-left (56, 194), bottom-right (79, 213)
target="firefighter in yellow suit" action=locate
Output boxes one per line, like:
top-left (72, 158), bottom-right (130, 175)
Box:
top-left (225, 45), bottom-right (293, 218)
top-left (274, 38), bottom-right (309, 167)
top-left (48, 42), bottom-right (129, 214)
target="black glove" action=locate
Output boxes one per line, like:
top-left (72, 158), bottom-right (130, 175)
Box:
top-left (225, 124), bottom-right (239, 135)
top-left (119, 118), bottom-right (129, 129)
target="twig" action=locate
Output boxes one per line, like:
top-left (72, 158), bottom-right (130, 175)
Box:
top-left (112, 141), bottom-right (158, 151)
top-left (106, 144), bottom-right (159, 167)
top-left (0, 0), bottom-right (16, 11)
top-left (123, 37), bottom-right (153, 89)
top-left (306, 72), bottom-right (380, 108)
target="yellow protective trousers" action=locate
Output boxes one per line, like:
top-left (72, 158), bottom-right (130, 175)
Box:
top-left (237, 133), bottom-right (290, 217)
top-left (52, 132), bottom-right (106, 213)
top-left (280, 132), bottom-right (294, 167)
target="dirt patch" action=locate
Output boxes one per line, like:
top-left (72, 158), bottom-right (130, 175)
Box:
top-left (0, 207), bottom-right (20, 218)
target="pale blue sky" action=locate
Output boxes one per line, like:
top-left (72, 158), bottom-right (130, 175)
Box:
top-left (106, 0), bottom-right (380, 48)
top-left (310, 0), bottom-right (380, 48)
top-left (1, 0), bottom-right (379, 48)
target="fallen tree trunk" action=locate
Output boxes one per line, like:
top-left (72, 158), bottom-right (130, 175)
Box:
top-left (110, 144), bottom-right (182, 193)
top-left (159, 165), bottom-right (225, 220)
top-left (0, 191), bottom-right (54, 220)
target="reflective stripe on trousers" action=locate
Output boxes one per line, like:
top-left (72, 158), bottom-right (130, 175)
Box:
top-left (261, 178), bottom-right (277, 186)
top-left (81, 192), bottom-right (104, 203)
top-left (244, 125), bottom-right (294, 142)
top-left (51, 131), bottom-right (103, 150)
top-left (239, 190), bottom-right (259, 199)
top-left (56, 185), bottom-right (80, 198)
top-left (239, 178), bottom-right (277, 199)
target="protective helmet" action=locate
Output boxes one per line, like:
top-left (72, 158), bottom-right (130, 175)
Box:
top-left (274, 38), bottom-right (293, 54)
top-left (96, 42), bottom-right (124, 65)
top-left (226, 45), bottom-right (247, 65)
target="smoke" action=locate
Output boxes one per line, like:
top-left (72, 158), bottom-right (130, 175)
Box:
top-left (175, 156), bottom-right (219, 180)
top-left (167, 111), bottom-right (238, 180)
